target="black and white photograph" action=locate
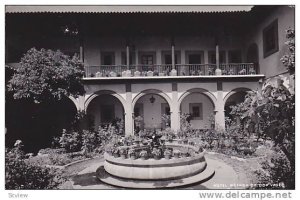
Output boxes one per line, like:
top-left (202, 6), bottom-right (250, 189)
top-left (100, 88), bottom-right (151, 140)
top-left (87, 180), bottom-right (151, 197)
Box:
top-left (3, 3), bottom-right (297, 199)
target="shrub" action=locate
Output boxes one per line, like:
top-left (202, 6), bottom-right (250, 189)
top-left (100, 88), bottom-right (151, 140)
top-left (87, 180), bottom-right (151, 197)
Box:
top-left (5, 145), bottom-right (65, 189)
top-left (254, 147), bottom-right (294, 189)
top-left (59, 129), bottom-right (81, 152)
top-left (38, 148), bottom-right (66, 155)
top-left (81, 130), bottom-right (98, 154)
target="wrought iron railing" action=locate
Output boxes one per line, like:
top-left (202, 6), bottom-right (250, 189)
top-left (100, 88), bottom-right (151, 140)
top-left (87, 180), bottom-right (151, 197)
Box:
top-left (84, 63), bottom-right (257, 78)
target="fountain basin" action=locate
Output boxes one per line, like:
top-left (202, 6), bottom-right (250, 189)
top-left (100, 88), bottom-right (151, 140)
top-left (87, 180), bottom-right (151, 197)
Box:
top-left (104, 143), bottom-right (207, 180)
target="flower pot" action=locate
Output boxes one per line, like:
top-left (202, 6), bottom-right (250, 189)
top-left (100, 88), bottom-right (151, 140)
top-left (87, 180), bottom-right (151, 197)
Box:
top-left (174, 154), bottom-right (180, 158)
top-left (140, 156), bottom-right (148, 160)
top-left (130, 155), bottom-right (137, 160)
top-left (113, 153), bottom-right (120, 158)
top-left (154, 156), bottom-right (161, 160)
top-left (182, 153), bottom-right (189, 158)
top-left (121, 154), bottom-right (127, 159)
top-left (164, 155), bottom-right (171, 159)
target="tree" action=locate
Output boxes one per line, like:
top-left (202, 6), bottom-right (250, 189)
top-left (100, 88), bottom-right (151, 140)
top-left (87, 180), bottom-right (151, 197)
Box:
top-left (281, 28), bottom-right (295, 75)
top-left (6, 48), bottom-right (85, 152)
top-left (7, 48), bottom-right (85, 103)
top-left (230, 28), bottom-right (295, 188)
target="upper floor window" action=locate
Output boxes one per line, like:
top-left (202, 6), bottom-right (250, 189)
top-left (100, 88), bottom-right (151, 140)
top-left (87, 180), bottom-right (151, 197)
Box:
top-left (186, 51), bottom-right (204, 64)
top-left (121, 52), bottom-right (135, 65)
top-left (263, 19), bottom-right (279, 58)
top-left (162, 51), bottom-right (181, 64)
top-left (101, 52), bottom-right (115, 65)
top-left (228, 50), bottom-right (242, 63)
top-left (208, 51), bottom-right (226, 64)
top-left (141, 55), bottom-right (154, 65)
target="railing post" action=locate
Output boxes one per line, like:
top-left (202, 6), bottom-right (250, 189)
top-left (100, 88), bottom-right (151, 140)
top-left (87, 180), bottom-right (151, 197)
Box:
top-left (215, 44), bottom-right (222, 75)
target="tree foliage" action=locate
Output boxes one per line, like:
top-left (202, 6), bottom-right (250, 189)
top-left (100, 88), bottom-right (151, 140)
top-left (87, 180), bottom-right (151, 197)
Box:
top-left (229, 28), bottom-right (295, 188)
top-left (281, 28), bottom-right (295, 74)
top-left (7, 48), bottom-right (85, 103)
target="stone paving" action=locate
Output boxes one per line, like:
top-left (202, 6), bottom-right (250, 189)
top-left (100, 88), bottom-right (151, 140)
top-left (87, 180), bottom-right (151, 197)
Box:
top-left (64, 156), bottom-right (247, 189)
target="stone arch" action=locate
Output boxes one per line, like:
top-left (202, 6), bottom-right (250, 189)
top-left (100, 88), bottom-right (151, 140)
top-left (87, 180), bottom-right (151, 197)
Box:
top-left (178, 88), bottom-right (217, 129)
top-left (223, 87), bottom-right (252, 105)
top-left (85, 90), bottom-right (126, 113)
top-left (85, 90), bottom-right (126, 132)
top-left (132, 89), bottom-right (172, 132)
top-left (132, 89), bottom-right (172, 110)
top-left (178, 88), bottom-right (217, 109)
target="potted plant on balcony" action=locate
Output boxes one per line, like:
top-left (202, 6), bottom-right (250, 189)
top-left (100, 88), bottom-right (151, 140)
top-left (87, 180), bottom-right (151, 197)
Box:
top-left (119, 147), bottom-right (128, 159)
top-left (173, 149), bottom-right (181, 158)
top-left (238, 69), bottom-right (246, 75)
top-left (249, 67), bottom-right (256, 75)
top-left (153, 70), bottom-right (159, 76)
top-left (159, 71), bottom-right (165, 76)
top-left (147, 71), bottom-right (154, 76)
top-left (139, 150), bottom-right (148, 160)
top-left (164, 149), bottom-right (172, 159)
top-left (134, 70), bottom-right (141, 77)
top-left (128, 148), bottom-right (137, 160)
top-left (228, 69), bottom-right (235, 75)
top-left (152, 148), bottom-right (162, 160)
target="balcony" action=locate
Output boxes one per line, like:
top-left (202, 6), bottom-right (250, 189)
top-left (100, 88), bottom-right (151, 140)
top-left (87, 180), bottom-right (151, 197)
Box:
top-left (84, 63), bottom-right (259, 78)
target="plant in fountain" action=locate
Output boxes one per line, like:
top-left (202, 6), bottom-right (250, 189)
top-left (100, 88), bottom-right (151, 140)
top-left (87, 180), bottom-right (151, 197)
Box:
top-left (152, 148), bottom-right (162, 160)
top-left (119, 147), bottom-right (128, 159)
top-left (128, 148), bottom-right (137, 160)
top-left (139, 150), bottom-right (148, 160)
top-left (164, 149), bottom-right (172, 159)
top-left (112, 146), bottom-right (120, 158)
top-left (173, 149), bottom-right (181, 158)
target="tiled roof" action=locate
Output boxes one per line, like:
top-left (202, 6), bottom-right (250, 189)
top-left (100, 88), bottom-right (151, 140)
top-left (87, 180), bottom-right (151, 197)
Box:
top-left (5, 5), bottom-right (253, 14)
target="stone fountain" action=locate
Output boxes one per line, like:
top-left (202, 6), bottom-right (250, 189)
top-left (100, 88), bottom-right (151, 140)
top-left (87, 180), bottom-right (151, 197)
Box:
top-left (96, 132), bottom-right (215, 188)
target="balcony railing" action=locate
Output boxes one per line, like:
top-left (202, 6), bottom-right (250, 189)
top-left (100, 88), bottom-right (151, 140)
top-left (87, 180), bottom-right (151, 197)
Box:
top-left (84, 63), bottom-right (257, 78)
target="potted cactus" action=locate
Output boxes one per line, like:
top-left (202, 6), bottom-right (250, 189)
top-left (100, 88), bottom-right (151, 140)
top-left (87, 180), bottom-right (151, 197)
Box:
top-left (152, 148), bottom-right (162, 160)
top-left (173, 149), bottom-right (181, 158)
top-left (139, 150), bottom-right (148, 160)
top-left (164, 149), bottom-right (172, 159)
top-left (128, 148), bottom-right (137, 160)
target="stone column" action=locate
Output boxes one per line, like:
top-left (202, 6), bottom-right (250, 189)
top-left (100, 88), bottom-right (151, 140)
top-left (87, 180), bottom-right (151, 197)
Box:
top-left (125, 84), bottom-right (134, 136)
top-left (170, 83), bottom-right (180, 132)
top-left (215, 81), bottom-right (225, 130)
top-left (126, 45), bottom-right (130, 69)
top-left (170, 38), bottom-right (177, 76)
top-left (135, 48), bottom-right (139, 71)
top-left (77, 95), bottom-right (85, 112)
top-left (215, 44), bottom-right (222, 75)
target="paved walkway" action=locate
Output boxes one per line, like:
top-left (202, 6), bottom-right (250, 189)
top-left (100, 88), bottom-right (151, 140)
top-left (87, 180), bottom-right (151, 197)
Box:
top-left (62, 156), bottom-right (248, 189)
